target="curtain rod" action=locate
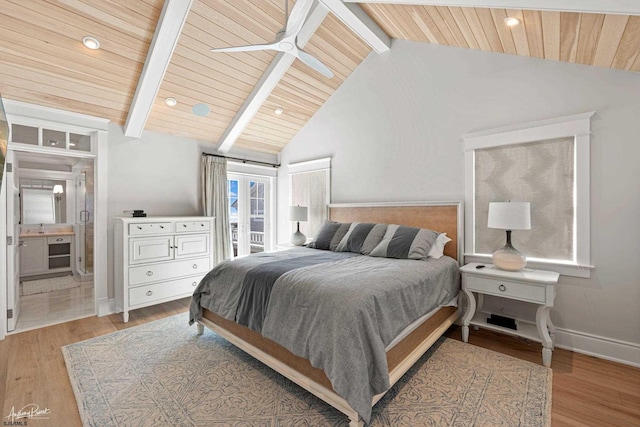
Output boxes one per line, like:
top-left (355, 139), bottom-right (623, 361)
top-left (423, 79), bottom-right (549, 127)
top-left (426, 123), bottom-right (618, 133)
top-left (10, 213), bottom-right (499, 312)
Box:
top-left (202, 152), bottom-right (280, 168)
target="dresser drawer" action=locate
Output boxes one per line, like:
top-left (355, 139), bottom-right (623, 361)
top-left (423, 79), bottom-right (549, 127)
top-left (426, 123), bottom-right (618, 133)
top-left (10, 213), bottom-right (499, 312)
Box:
top-left (175, 220), bottom-right (211, 233)
top-left (128, 222), bottom-right (172, 235)
top-left (48, 235), bottom-right (72, 244)
top-left (129, 257), bottom-right (211, 286)
top-left (465, 275), bottom-right (546, 304)
top-left (129, 276), bottom-right (203, 307)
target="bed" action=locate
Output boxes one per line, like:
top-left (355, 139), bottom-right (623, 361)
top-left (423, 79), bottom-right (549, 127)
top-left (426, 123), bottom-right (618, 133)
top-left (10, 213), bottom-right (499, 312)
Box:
top-left (190, 202), bottom-right (462, 426)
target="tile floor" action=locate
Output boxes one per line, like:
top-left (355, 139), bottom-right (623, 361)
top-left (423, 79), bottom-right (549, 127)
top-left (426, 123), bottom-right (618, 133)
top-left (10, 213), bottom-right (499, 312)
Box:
top-left (14, 278), bottom-right (95, 333)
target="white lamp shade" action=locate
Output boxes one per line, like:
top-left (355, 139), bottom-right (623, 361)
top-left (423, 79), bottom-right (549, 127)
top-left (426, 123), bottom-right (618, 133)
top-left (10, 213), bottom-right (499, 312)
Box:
top-left (289, 206), bottom-right (308, 222)
top-left (53, 184), bottom-right (64, 194)
top-left (488, 202), bottom-right (531, 230)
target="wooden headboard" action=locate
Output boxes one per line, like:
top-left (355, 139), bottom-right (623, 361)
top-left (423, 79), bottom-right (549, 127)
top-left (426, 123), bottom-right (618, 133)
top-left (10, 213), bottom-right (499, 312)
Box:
top-left (328, 202), bottom-right (462, 261)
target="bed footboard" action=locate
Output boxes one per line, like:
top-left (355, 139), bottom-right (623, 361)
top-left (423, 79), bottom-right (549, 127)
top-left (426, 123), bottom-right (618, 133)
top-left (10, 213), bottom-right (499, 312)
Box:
top-left (197, 306), bottom-right (458, 425)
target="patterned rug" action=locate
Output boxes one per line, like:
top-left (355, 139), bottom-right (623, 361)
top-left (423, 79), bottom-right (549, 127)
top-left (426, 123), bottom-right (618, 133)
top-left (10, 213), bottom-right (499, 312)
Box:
top-left (62, 313), bottom-right (552, 426)
top-left (21, 274), bottom-right (80, 296)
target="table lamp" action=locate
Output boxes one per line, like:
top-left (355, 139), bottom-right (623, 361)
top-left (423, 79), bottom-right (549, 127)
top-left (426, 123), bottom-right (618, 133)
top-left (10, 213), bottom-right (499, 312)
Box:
top-left (488, 201), bottom-right (531, 271)
top-left (289, 205), bottom-right (308, 246)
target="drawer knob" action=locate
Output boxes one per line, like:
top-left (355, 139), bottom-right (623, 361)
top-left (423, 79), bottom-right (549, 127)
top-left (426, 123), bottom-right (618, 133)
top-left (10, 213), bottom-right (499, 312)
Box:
top-left (499, 284), bottom-right (506, 292)
top-left (146, 290), bottom-right (153, 296)
top-left (192, 264), bottom-right (198, 269)
top-left (160, 225), bottom-right (164, 229)
top-left (192, 281), bottom-right (197, 287)
top-left (56, 238), bottom-right (63, 242)
top-left (146, 271), bottom-right (153, 276)
top-left (137, 226), bottom-right (142, 230)
top-left (183, 224), bottom-right (187, 227)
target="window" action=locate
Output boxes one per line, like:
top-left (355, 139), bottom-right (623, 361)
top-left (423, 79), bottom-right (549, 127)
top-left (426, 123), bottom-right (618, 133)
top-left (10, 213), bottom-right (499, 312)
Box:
top-left (11, 123), bottom-right (93, 153)
top-left (463, 112), bottom-right (593, 278)
top-left (289, 158), bottom-right (331, 240)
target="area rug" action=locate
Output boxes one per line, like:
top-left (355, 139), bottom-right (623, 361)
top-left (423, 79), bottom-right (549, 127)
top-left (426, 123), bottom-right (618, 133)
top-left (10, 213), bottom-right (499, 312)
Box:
top-left (21, 274), bottom-right (80, 296)
top-left (62, 313), bottom-right (552, 426)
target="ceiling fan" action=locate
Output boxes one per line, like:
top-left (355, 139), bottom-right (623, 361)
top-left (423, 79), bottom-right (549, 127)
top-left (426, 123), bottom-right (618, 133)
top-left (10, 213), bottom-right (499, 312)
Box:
top-left (210, 0), bottom-right (334, 78)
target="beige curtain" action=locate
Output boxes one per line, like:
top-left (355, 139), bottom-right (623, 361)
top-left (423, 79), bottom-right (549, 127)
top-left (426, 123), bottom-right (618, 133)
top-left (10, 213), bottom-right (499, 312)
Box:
top-left (291, 169), bottom-right (328, 239)
top-left (201, 155), bottom-right (232, 264)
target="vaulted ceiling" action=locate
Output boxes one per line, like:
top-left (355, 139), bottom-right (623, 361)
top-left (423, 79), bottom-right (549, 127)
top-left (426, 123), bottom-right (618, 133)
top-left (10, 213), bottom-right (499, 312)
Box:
top-left (0, 1), bottom-right (638, 155)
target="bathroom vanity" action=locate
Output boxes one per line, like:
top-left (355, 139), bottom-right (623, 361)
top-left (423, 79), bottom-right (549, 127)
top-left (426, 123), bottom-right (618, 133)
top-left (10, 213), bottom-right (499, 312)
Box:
top-left (20, 230), bottom-right (74, 277)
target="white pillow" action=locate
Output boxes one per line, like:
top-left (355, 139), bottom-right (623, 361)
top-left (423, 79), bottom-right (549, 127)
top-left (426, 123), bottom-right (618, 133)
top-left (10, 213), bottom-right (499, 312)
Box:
top-left (428, 233), bottom-right (452, 259)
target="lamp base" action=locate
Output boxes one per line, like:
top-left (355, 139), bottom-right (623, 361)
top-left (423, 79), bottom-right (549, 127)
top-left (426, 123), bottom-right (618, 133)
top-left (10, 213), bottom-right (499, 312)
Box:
top-left (492, 243), bottom-right (526, 271)
top-left (290, 229), bottom-right (306, 246)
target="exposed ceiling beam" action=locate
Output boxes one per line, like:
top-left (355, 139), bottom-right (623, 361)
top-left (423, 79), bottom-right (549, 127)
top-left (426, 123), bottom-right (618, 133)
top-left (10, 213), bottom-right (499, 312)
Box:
top-left (124, 0), bottom-right (193, 138)
top-left (217, 1), bottom-right (329, 153)
top-left (344, 0), bottom-right (640, 15)
top-left (320, 0), bottom-right (391, 53)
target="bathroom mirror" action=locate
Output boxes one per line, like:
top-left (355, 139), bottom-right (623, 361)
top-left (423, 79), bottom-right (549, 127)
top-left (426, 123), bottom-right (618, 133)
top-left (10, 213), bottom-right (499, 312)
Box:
top-left (22, 189), bottom-right (55, 224)
top-left (21, 180), bottom-right (67, 224)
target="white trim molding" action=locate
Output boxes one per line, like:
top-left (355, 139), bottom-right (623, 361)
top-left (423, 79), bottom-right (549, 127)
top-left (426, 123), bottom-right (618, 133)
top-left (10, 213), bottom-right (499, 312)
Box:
top-left (554, 327), bottom-right (640, 368)
top-left (98, 298), bottom-right (116, 317)
top-left (463, 112), bottom-right (594, 278)
top-left (288, 157), bottom-right (331, 173)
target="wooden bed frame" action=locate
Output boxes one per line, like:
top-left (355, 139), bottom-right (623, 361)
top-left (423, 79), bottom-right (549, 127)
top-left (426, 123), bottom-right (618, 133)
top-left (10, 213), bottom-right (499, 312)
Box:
top-left (197, 202), bottom-right (462, 426)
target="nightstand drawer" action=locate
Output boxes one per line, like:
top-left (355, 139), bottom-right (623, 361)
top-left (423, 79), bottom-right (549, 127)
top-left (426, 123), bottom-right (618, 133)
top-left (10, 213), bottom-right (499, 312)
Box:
top-left (465, 275), bottom-right (546, 303)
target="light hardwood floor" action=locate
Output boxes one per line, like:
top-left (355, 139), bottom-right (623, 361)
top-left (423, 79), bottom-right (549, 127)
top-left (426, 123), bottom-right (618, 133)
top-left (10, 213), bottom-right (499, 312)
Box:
top-left (1, 298), bottom-right (638, 426)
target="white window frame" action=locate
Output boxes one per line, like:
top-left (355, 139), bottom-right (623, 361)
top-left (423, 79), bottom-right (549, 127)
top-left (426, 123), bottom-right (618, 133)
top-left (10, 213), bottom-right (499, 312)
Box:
top-left (463, 112), bottom-right (594, 278)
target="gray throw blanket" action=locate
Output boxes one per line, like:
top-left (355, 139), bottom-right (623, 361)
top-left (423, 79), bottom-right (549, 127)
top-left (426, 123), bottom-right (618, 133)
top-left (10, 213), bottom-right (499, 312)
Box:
top-left (190, 248), bottom-right (459, 424)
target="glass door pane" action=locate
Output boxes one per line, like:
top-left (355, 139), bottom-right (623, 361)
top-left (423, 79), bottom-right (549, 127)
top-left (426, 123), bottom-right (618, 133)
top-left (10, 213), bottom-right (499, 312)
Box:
top-left (249, 181), bottom-right (265, 254)
top-left (228, 179), bottom-right (239, 257)
top-left (228, 175), bottom-right (271, 257)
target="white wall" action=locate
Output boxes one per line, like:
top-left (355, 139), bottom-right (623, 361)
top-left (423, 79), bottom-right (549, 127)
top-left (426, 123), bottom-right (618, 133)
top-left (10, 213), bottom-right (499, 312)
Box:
top-left (277, 40), bottom-right (640, 365)
top-left (106, 124), bottom-right (276, 299)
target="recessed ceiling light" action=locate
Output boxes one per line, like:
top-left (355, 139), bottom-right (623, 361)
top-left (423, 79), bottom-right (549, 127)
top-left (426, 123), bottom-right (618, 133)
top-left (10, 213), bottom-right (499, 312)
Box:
top-left (274, 107), bottom-right (284, 115)
top-left (504, 17), bottom-right (520, 27)
top-left (165, 97), bottom-right (178, 107)
top-left (82, 36), bottom-right (100, 50)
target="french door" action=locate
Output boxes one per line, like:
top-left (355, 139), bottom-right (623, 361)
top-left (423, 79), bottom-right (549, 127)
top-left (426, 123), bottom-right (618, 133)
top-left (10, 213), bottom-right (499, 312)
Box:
top-left (228, 174), bottom-right (272, 257)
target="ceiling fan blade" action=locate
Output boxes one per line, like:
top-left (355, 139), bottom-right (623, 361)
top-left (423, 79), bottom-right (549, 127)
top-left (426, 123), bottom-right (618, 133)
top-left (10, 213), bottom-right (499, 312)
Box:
top-left (285, 0), bottom-right (314, 38)
top-left (296, 49), bottom-right (334, 78)
top-left (211, 42), bottom-right (279, 53)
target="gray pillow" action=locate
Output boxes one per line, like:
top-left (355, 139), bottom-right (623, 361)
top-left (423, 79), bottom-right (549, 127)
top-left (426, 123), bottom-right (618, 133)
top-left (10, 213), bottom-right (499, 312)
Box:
top-left (307, 221), bottom-right (351, 251)
top-left (335, 222), bottom-right (388, 255)
top-left (369, 224), bottom-right (440, 260)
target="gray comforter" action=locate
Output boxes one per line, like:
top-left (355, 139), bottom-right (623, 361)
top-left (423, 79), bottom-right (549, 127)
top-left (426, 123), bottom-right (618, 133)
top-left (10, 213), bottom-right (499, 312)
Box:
top-left (189, 248), bottom-right (460, 424)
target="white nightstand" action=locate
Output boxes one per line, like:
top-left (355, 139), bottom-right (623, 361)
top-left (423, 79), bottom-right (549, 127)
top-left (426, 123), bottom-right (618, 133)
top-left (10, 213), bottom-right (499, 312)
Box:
top-left (460, 263), bottom-right (560, 367)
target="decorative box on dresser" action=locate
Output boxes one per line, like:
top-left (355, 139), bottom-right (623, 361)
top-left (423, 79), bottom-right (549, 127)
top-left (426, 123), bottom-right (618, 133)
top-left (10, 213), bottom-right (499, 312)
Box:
top-left (460, 263), bottom-right (560, 367)
top-left (114, 216), bottom-right (214, 322)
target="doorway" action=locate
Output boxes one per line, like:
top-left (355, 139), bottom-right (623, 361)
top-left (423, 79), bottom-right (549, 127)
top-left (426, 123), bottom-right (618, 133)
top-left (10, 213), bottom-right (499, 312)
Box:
top-left (7, 151), bottom-right (95, 333)
top-left (228, 174), bottom-right (272, 257)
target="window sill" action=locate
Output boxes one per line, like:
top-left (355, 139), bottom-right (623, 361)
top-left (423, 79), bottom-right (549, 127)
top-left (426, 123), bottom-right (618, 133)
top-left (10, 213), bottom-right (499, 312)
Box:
top-left (463, 254), bottom-right (593, 278)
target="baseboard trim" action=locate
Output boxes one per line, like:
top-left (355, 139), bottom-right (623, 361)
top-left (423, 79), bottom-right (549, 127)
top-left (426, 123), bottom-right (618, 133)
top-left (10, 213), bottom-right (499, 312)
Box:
top-left (554, 327), bottom-right (640, 368)
top-left (97, 298), bottom-right (116, 317)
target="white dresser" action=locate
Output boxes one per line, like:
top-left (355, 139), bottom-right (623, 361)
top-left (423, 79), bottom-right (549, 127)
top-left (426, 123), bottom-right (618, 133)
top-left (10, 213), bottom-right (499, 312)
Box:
top-left (114, 216), bottom-right (215, 322)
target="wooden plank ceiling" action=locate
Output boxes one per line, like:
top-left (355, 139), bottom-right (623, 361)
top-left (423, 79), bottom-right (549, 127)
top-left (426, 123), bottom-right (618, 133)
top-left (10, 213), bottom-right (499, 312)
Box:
top-left (360, 3), bottom-right (640, 72)
top-left (0, 1), bottom-right (638, 155)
